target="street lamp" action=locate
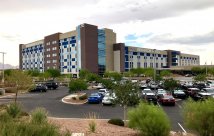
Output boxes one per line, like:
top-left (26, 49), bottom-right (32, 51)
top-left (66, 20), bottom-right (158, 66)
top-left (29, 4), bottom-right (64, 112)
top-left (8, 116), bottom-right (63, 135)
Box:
top-left (0, 52), bottom-right (6, 85)
top-left (153, 49), bottom-right (156, 82)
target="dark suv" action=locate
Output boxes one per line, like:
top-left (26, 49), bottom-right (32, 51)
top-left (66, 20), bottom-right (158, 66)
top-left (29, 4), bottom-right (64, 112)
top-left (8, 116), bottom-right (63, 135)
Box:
top-left (30, 84), bottom-right (47, 92)
top-left (45, 81), bottom-right (58, 90)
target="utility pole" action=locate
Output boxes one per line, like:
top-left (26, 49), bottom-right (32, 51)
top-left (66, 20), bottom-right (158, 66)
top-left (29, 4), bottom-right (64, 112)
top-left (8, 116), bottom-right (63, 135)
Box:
top-left (153, 49), bottom-right (156, 82)
top-left (205, 61), bottom-right (207, 76)
top-left (0, 52), bottom-right (6, 86)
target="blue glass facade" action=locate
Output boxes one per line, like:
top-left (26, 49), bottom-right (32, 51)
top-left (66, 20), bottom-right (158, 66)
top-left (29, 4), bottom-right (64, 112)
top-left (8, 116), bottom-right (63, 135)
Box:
top-left (98, 29), bottom-right (106, 75)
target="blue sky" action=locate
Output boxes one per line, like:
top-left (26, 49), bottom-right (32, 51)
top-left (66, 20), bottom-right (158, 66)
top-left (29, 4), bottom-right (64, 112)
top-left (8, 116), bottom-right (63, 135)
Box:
top-left (0, 0), bottom-right (214, 66)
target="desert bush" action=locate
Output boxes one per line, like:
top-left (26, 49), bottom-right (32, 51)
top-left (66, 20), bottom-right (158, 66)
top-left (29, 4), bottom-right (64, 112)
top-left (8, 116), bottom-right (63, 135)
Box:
top-left (183, 98), bottom-right (214, 136)
top-left (6, 103), bottom-right (22, 118)
top-left (79, 93), bottom-right (88, 100)
top-left (128, 102), bottom-right (170, 136)
top-left (0, 112), bottom-right (12, 123)
top-left (108, 118), bottom-right (124, 126)
top-left (85, 112), bottom-right (99, 133)
top-left (31, 108), bottom-right (48, 124)
top-left (4, 87), bottom-right (16, 93)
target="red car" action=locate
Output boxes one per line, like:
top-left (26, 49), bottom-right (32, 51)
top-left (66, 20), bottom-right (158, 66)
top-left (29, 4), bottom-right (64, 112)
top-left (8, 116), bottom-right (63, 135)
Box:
top-left (159, 95), bottom-right (175, 106)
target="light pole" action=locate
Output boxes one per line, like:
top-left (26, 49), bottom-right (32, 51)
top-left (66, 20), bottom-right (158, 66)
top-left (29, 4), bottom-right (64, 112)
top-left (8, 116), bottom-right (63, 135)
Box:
top-left (153, 49), bottom-right (156, 82)
top-left (0, 52), bottom-right (6, 86)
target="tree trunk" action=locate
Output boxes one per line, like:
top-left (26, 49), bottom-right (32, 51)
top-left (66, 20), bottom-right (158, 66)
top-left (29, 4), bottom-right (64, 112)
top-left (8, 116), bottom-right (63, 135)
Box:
top-left (15, 87), bottom-right (18, 104)
top-left (123, 105), bottom-right (127, 126)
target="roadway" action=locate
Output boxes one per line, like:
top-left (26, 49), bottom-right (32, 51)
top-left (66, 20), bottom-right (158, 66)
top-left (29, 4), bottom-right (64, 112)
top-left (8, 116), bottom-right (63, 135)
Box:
top-left (0, 86), bottom-right (187, 132)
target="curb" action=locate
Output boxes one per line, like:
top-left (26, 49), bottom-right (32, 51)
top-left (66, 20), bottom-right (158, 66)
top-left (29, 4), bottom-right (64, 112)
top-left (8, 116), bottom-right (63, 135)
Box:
top-left (0, 94), bottom-right (15, 99)
top-left (61, 94), bottom-right (88, 105)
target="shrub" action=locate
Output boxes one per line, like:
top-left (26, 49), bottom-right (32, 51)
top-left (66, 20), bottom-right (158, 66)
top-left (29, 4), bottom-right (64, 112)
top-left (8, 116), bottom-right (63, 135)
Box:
top-left (72, 97), bottom-right (77, 100)
top-left (4, 87), bottom-right (16, 93)
top-left (108, 118), bottom-right (124, 126)
top-left (85, 112), bottom-right (99, 133)
top-left (69, 79), bottom-right (87, 93)
top-left (183, 98), bottom-right (214, 136)
top-left (6, 103), bottom-right (22, 118)
top-left (79, 94), bottom-right (88, 100)
top-left (128, 102), bottom-right (170, 136)
top-left (31, 108), bottom-right (48, 124)
top-left (0, 112), bottom-right (12, 123)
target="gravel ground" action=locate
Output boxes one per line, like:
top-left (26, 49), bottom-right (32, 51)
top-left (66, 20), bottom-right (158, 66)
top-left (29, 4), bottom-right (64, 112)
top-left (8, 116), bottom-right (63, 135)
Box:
top-left (49, 118), bottom-right (196, 136)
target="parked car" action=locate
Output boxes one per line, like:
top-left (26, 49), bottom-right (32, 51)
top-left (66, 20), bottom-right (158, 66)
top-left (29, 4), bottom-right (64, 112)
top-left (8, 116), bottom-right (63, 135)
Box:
top-left (98, 88), bottom-right (109, 96)
top-left (193, 83), bottom-right (206, 90)
top-left (102, 93), bottom-right (116, 105)
top-left (141, 92), bottom-right (157, 105)
top-left (30, 84), bottom-right (47, 92)
top-left (88, 93), bottom-right (103, 103)
top-left (142, 88), bottom-right (152, 95)
top-left (192, 91), bottom-right (212, 101)
top-left (172, 89), bottom-right (187, 99)
top-left (158, 95), bottom-right (175, 106)
top-left (45, 81), bottom-right (58, 90)
top-left (186, 88), bottom-right (200, 97)
top-left (156, 89), bottom-right (167, 99)
top-left (201, 88), bottom-right (214, 96)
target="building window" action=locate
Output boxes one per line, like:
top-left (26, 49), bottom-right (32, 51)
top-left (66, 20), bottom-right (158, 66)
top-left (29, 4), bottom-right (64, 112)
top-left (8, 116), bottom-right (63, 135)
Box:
top-left (52, 47), bottom-right (57, 50)
top-left (46, 48), bottom-right (50, 51)
top-left (52, 41), bottom-right (57, 44)
top-left (52, 53), bottom-right (57, 57)
top-left (47, 54), bottom-right (50, 57)
top-left (47, 60), bottom-right (50, 64)
top-left (46, 42), bottom-right (50, 45)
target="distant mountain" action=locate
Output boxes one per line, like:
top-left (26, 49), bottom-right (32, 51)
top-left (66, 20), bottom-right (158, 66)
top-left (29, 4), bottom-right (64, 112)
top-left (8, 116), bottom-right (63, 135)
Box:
top-left (0, 63), bottom-right (18, 70)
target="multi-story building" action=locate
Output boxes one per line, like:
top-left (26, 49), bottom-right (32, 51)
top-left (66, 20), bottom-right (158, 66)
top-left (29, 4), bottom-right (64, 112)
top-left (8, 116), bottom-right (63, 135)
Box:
top-left (19, 23), bottom-right (200, 76)
top-left (19, 24), bottom-right (116, 77)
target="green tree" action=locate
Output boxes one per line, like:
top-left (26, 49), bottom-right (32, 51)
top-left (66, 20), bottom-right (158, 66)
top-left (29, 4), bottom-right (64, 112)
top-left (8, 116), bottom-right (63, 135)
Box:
top-left (144, 68), bottom-right (154, 78)
top-left (183, 98), bottom-right (214, 136)
top-left (130, 68), bottom-right (144, 77)
top-left (4, 69), bottom-right (12, 76)
top-left (100, 79), bottom-right (115, 90)
top-left (191, 67), bottom-right (205, 75)
top-left (113, 81), bottom-right (140, 123)
top-left (163, 78), bottom-right (178, 93)
top-left (110, 72), bottom-right (122, 81)
top-left (26, 69), bottom-right (40, 77)
top-left (193, 74), bottom-right (207, 82)
top-left (208, 68), bottom-right (214, 77)
top-left (123, 71), bottom-right (134, 77)
top-left (128, 102), bottom-right (170, 136)
top-left (69, 79), bottom-right (88, 93)
top-left (45, 69), bottom-right (61, 79)
top-left (5, 70), bottom-right (33, 103)
top-left (86, 73), bottom-right (101, 82)
top-left (79, 69), bottom-right (90, 79)
top-left (160, 70), bottom-right (172, 77)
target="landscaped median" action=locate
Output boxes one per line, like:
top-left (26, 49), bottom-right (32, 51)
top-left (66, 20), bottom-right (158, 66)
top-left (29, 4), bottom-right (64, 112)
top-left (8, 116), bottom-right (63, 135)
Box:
top-left (62, 93), bottom-right (88, 105)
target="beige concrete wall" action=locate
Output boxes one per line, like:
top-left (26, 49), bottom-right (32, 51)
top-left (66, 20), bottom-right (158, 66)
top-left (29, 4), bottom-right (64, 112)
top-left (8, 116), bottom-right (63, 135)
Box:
top-left (114, 51), bottom-right (120, 72)
top-left (24, 40), bottom-right (44, 48)
top-left (105, 29), bottom-right (116, 71)
top-left (59, 30), bottom-right (77, 39)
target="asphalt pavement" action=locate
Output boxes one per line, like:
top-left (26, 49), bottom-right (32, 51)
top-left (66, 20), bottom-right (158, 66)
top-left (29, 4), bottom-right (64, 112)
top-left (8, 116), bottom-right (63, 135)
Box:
top-left (0, 86), bottom-right (187, 132)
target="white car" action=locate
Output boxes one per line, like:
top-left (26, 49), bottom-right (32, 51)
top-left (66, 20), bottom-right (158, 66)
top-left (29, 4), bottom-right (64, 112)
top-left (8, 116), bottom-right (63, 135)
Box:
top-left (102, 93), bottom-right (116, 105)
top-left (156, 89), bottom-right (167, 99)
top-left (98, 88), bottom-right (109, 96)
top-left (142, 88), bottom-right (152, 95)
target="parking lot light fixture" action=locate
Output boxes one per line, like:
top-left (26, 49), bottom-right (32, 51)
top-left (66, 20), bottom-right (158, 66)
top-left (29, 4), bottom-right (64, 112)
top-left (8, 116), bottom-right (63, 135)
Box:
top-left (0, 52), bottom-right (6, 86)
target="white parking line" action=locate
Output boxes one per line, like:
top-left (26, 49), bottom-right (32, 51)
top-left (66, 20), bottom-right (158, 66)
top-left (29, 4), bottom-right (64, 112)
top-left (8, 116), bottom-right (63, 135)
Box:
top-left (178, 123), bottom-right (187, 133)
top-left (176, 103), bottom-right (182, 109)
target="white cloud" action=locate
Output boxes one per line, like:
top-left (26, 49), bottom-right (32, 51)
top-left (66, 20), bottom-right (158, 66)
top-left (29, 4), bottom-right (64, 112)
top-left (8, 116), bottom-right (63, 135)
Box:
top-left (0, 0), bottom-right (214, 66)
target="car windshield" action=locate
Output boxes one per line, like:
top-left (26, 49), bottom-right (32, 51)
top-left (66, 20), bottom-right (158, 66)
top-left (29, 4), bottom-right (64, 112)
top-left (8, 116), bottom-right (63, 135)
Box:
top-left (158, 90), bottom-right (166, 93)
top-left (174, 90), bottom-right (183, 92)
top-left (91, 93), bottom-right (99, 96)
top-left (164, 95), bottom-right (174, 99)
top-left (206, 89), bottom-right (214, 93)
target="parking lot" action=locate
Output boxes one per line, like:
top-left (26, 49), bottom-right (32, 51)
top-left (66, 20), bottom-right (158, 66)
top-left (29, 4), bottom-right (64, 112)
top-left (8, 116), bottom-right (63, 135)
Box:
top-left (0, 85), bottom-right (189, 133)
